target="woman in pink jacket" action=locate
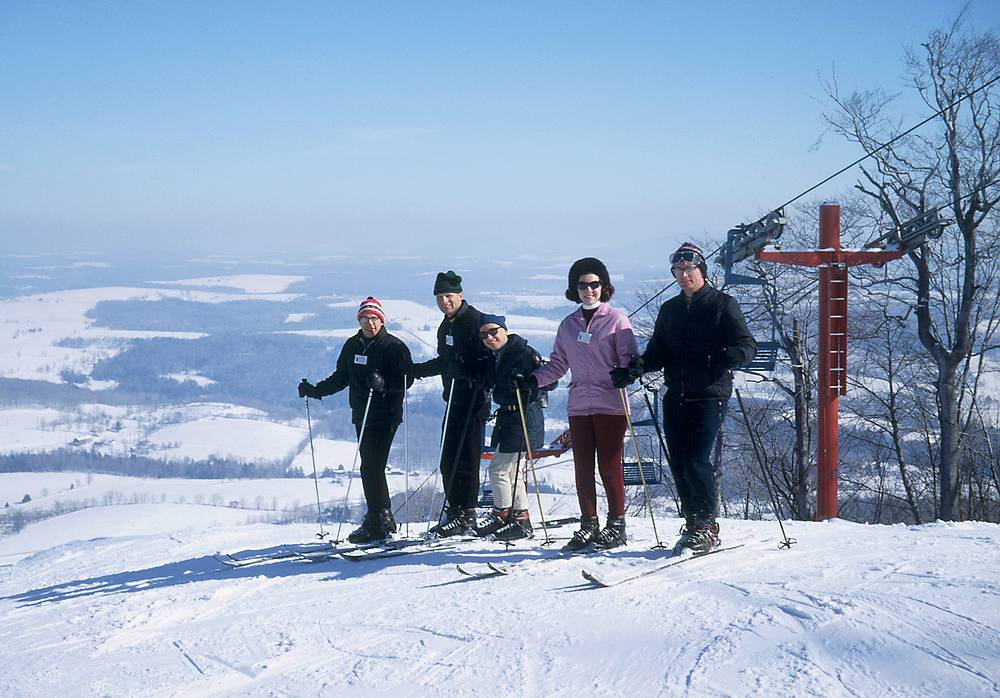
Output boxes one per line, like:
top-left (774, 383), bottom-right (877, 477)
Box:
top-left (518, 257), bottom-right (638, 550)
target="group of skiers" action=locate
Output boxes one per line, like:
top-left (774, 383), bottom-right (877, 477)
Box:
top-left (298, 242), bottom-right (756, 554)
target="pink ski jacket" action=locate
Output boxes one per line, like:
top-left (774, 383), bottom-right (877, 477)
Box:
top-left (532, 303), bottom-right (639, 416)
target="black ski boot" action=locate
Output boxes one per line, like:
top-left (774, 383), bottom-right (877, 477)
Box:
top-left (494, 509), bottom-right (532, 542)
top-left (475, 508), bottom-right (510, 537)
top-left (562, 515), bottom-right (600, 551)
top-left (428, 506), bottom-right (460, 536)
top-left (679, 518), bottom-right (720, 554)
top-left (376, 508), bottom-right (397, 538)
top-left (434, 508), bottom-right (477, 538)
top-left (347, 513), bottom-right (383, 544)
top-left (592, 515), bottom-right (626, 550)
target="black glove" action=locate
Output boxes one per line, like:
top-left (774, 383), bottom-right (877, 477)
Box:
top-left (367, 370), bottom-right (386, 393)
top-left (609, 367), bottom-right (635, 389)
top-left (627, 355), bottom-right (645, 379)
top-left (512, 372), bottom-right (538, 392)
top-left (298, 379), bottom-right (321, 399)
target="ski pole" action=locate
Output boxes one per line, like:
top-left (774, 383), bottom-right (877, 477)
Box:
top-left (637, 376), bottom-right (682, 515)
top-left (403, 373), bottom-right (410, 538)
top-left (303, 391), bottom-right (327, 540)
top-left (620, 387), bottom-right (665, 548)
top-left (432, 395), bottom-right (477, 534)
top-left (391, 380), bottom-right (453, 525)
top-left (334, 388), bottom-right (374, 544)
top-left (422, 380), bottom-right (455, 533)
top-left (515, 386), bottom-right (550, 545)
top-left (734, 388), bottom-right (796, 549)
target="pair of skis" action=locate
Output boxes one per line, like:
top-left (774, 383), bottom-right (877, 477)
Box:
top-left (455, 543), bottom-right (745, 587)
top-left (214, 515), bottom-right (587, 568)
top-left (581, 544), bottom-right (744, 587)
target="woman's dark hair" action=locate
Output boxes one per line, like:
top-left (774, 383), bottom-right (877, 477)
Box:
top-left (565, 257), bottom-right (614, 302)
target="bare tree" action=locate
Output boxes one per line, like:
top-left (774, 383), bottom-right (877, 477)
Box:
top-left (823, 11), bottom-right (1000, 519)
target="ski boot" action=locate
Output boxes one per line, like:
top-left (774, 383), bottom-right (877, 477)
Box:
top-left (475, 508), bottom-right (510, 537)
top-left (562, 515), bottom-right (600, 551)
top-left (679, 518), bottom-right (720, 554)
top-left (375, 508), bottom-right (397, 538)
top-left (494, 509), bottom-right (532, 542)
top-left (347, 513), bottom-right (383, 544)
top-left (592, 515), bottom-right (626, 550)
top-left (433, 508), bottom-right (477, 538)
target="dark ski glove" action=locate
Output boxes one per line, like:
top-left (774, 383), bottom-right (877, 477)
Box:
top-left (298, 379), bottom-right (321, 399)
top-left (512, 372), bottom-right (538, 392)
top-left (609, 367), bottom-right (635, 389)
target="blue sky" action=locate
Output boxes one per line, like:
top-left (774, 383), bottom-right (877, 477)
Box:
top-left (1, 1), bottom-right (996, 258)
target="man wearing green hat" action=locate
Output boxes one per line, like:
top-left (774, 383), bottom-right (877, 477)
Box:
top-left (413, 271), bottom-right (492, 537)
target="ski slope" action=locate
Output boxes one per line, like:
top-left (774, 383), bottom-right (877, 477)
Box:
top-left (1, 509), bottom-right (998, 697)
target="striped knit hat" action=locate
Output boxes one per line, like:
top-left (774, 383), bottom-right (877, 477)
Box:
top-left (357, 296), bottom-right (385, 323)
top-left (671, 241), bottom-right (708, 279)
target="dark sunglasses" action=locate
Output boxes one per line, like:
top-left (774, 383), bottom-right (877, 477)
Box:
top-left (576, 281), bottom-right (602, 291)
top-left (670, 250), bottom-right (703, 265)
top-left (479, 327), bottom-right (503, 339)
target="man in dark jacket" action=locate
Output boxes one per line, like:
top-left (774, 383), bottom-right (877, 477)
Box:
top-left (298, 297), bottom-right (413, 543)
top-left (622, 242), bottom-right (756, 553)
top-left (412, 271), bottom-right (492, 537)
top-left (476, 313), bottom-right (546, 541)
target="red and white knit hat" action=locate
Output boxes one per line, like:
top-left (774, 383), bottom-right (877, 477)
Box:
top-left (357, 296), bottom-right (385, 323)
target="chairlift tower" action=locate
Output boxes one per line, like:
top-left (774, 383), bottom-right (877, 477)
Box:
top-left (754, 203), bottom-right (919, 520)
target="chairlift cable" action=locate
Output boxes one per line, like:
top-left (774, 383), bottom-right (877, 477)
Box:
top-left (627, 74), bottom-right (1000, 321)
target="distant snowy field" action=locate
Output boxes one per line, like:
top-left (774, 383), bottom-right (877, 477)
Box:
top-left (1, 505), bottom-right (998, 697)
top-left (0, 273), bottom-right (561, 464)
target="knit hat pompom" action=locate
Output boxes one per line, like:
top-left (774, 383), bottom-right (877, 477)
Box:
top-left (565, 257), bottom-right (614, 302)
top-left (433, 270), bottom-right (463, 295)
top-left (357, 296), bottom-right (386, 323)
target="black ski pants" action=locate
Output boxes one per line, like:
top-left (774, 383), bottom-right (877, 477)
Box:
top-left (662, 398), bottom-right (727, 523)
top-left (440, 401), bottom-right (487, 510)
top-left (355, 421), bottom-right (398, 514)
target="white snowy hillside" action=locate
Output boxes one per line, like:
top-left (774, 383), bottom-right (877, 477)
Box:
top-left (2, 511), bottom-right (998, 697)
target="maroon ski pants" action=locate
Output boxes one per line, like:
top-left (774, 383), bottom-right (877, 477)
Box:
top-left (568, 413), bottom-right (627, 518)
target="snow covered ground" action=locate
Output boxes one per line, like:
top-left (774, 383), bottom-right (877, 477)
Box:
top-left (2, 505), bottom-right (998, 697)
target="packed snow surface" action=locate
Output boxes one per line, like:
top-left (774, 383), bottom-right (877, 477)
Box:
top-left (1, 508), bottom-right (998, 697)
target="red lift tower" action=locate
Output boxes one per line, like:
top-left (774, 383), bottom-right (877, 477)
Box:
top-left (755, 203), bottom-right (907, 520)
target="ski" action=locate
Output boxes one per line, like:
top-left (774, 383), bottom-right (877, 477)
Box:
top-left (456, 562), bottom-right (507, 578)
top-left (581, 544), bottom-right (745, 587)
top-left (461, 546), bottom-right (607, 578)
top-left (487, 561), bottom-right (512, 575)
top-left (214, 545), bottom-right (335, 568)
top-left (341, 538), bottom-right (463, 561)
top-left (536, 516), bottom-right (583, 530)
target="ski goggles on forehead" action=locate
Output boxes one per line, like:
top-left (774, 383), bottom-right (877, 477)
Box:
top-left (670, 250), bottom-right (703, 265)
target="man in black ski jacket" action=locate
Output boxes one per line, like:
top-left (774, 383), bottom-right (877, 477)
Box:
top-left (298, 297), bottom-right (413, 543)
top-left (412, 270), bottom-right (492, 537)
top-left (475, 313), bottom-right (546, 542)
top-left (619, 242), bottom-right (756, 553)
